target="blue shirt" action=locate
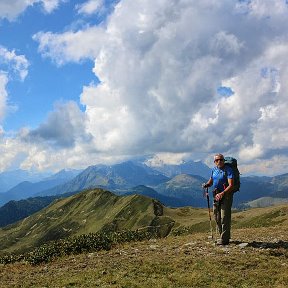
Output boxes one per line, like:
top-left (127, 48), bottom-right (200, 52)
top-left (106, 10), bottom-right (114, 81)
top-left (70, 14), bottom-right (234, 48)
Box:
top-left (211, 165), bottom-right (233, 192)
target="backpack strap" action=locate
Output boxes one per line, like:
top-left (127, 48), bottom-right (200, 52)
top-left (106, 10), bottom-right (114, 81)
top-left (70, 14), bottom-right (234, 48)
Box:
top-left (223, 166), bottom-right (229, 187)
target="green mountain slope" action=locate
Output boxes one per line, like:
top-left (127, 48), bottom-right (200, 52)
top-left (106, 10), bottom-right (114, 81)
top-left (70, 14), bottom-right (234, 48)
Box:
top-left (0, 188), bottom-right (205, 254)
top-left (242, 197), bottom-right (288, 208)
top-left (0, 204), bottom-right (287, 288)
top-left (0, 196), bottom-right (58, 228)
top-left (0, 192), bottom-right (76, 228)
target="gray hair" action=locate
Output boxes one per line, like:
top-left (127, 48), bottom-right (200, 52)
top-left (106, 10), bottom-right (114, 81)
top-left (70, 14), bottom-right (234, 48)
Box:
top-left (214, 153), bottom-right (224, 160)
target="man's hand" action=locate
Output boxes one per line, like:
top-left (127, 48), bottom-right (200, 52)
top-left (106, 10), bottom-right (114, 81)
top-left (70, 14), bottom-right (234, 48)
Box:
top-left (215, 192), bottom-right (224, 201)
top-left (202, 183), bottom-right (209, 188)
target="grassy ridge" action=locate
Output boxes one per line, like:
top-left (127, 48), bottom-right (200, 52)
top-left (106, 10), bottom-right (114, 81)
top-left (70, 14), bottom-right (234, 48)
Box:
top-left (0, 227), bottom-right (287, 287)
top-left (0, 199), bottom-right (287, 287)
top-left (1, 189), bottom-right (288, 256)
top-left (0, 189), bottom-right (157, 254)
top-left (232, 205), bottom-right (288, 228)
top-left (0, 189), bottom-right (207, 255)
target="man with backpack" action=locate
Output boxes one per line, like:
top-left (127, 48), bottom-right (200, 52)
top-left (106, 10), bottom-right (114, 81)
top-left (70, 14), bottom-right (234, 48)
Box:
top-left (202, 153), bottom-right (235, 245)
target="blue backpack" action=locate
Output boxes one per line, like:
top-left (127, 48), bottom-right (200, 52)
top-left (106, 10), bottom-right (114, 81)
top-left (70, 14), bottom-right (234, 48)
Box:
top-left (224, 157), bottom-right (240, 192)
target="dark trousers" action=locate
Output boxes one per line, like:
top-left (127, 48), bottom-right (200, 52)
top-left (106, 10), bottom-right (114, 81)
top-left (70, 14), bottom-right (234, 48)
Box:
top-left (213, 192), bottom-right (233, 243)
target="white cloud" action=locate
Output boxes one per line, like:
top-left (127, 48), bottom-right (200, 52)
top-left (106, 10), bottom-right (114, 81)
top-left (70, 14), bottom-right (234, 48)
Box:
top-left (0, 46), bottom-right (29, 81)
top-left (33, 27), bottom-right (105, 65)
top-left (41, 0), bottom-right (66, 13)
top-left (24, 101), bottom-right (91, 148)
top-left (239, 144), bottom-right (264, 161)
top-left (0, 47), bottom-right (29, 122)
top-left (248, 0), bottom-right (288, 18)
top-left (0, 72), bottom-right (8, 121)
top-left (239, 154), bottom-right (288, 177)
top-left (6, 0), bottom-right (288, 175)
top-left (77, 0), bottom-right (104, 15)
top-left (210, 31), bottom-right (244, 56)
top-left (145, 153), bottom-right (189, 167)
top-left (0, 0), bottom-right (65, 20)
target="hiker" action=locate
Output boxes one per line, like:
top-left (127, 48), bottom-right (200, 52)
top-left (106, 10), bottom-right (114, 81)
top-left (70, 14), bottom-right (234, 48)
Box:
top-left (203, 153), bottom-right (234, 245)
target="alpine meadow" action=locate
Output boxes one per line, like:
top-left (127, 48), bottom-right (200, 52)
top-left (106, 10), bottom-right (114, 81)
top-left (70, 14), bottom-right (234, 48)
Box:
top-left (0, 1), bottom-right (288, 287)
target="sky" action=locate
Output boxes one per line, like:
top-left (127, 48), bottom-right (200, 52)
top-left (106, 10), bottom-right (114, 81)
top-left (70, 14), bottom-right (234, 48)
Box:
top-left (0, 0), bottom-right (288, 176)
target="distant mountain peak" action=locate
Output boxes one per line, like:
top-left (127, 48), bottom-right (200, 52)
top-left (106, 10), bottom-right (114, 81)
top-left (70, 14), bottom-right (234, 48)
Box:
top-left (144, 158), bottom-right (211, 179)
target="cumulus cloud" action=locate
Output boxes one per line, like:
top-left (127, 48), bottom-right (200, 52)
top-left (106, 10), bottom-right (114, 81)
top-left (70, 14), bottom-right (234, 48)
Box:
top-left (236, 0), bottom-right (288, 18)
top-left (33, 27), bottom-right (105, 65)
top-left (0, 46), bottom-right (29, 81)
top-left (0, 47), bottom-right (29, 121)
top-left (0, 72), bottom-right (8, 121)
top-left (41, 0), bottom-right (66, 13)
top-left (76, 0), bottom-right (104, 15)
top-left (76, 0), bottom-right (120, 21)
top-left (0, 0), bottom-right (65, 20)
top-left (23, 101), bottom-right (91, 148)
top-left (15, 0), bottom-right (288, 174)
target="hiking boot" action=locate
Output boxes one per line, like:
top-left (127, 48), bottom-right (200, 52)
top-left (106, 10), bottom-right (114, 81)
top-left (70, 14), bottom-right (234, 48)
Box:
top-left (216, 239), bottom-right (229, 245)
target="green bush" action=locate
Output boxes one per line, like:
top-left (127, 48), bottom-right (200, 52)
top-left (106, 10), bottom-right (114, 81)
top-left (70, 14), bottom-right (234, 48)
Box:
top-left (0, 229), bottom-right (156, 266)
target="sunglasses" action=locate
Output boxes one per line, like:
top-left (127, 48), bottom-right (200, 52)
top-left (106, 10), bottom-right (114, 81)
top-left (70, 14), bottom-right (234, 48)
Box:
top-left (215, 158), bottom-right (224, 162)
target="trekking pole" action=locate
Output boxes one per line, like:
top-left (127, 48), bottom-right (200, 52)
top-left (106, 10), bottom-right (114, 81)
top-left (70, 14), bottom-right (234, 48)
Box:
top-left (214, 200), bottom-right (220, 243)
top-left (203, 187), bottom-right (214, 242)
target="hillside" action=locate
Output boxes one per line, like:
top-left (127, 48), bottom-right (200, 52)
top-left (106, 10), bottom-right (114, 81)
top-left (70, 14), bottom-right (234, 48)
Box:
top-left (1, 170), bottom-right (288, 231)
top-left (0, 192), bottom-right (76, 228)
top-left (123, 185), bottom-right (193, 207)
top-left (0, 204), bottom-right (287, 287)
top-left (155, 174), bottom-right (206, 206)
top-left (234, 174), bottom-right (288, 207)
top-left (271, 173), bottom-right (288, 190)
top-left (0, 188), bottom-right (208, 254)
top-left (242, 197), bottom-right (288, 208)
top-left (0, 196), bottom-right (58, 228)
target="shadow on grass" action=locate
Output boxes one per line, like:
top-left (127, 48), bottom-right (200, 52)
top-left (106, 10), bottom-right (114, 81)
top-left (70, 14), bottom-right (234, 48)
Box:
top-left (230, 240), bottom-right (288, 250)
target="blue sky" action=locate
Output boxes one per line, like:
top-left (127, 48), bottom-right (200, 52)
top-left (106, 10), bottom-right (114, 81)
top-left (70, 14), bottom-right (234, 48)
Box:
top-left (1, 1), bottom-right (98, 130)
top-left (0, 0), bottom-right (288, 176)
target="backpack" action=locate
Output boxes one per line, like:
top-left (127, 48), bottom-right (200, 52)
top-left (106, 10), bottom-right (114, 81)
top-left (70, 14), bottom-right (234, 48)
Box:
top-left (224, 156), bottom-right (240, 192)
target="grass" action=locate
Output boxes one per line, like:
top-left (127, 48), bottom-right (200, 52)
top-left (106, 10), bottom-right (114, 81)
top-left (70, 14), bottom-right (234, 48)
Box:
top-left (0, 226), bottom-right (287, 287)
top-left (0, 190), bottom-right (159, 254)
top-left (232, 205), bottom-right (288, 229)
top-left (2, 188), bottom-right (286, 255)
top-left (0, 193), bottom-right (287, 287)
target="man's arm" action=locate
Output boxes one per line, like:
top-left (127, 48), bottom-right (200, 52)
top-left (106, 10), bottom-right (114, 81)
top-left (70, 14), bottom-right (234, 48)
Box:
top-left (214, 178), bottom-right (234, 201)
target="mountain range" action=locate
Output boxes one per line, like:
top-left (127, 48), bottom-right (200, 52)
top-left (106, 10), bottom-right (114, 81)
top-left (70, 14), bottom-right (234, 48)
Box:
top-left (0, 160), bottom-right (287, 229)
top-left (146, 159), bottom-right (211, 178)
top-left (1, 187), bottom-right (287, 257)
top-left (0, 169), bottom-right (51, 193)
top-left (0, 169), bottom-right (81, 206)
top-left (36, 161), bottom-right (169, 197)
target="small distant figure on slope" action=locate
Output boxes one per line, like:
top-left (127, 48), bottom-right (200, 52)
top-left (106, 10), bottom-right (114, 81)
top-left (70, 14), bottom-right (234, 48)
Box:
top-left (202, 153), bottom-right (234, 245)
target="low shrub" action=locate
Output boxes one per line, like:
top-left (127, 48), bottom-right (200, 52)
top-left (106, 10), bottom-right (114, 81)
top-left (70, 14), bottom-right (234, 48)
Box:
top-left (0, 229), bottom-right (156, 266)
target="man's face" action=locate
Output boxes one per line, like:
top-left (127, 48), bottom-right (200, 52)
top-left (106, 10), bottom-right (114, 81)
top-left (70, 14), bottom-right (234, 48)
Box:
top-left (214, 156), bottom-right (225, 168)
